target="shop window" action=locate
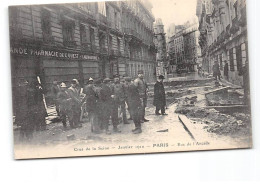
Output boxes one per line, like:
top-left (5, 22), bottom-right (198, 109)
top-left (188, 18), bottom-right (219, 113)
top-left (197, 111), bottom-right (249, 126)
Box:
top-left (236, 45), bottom-right (243, 74)
top-left (109, 35), bottom-right (113, 49)
top-left (80, 24), bottom-right (89, 45)
top-left (62, 18), bottom-right (76, 47)
top-left (99, 32), bottom-right (106, 53)
top-left (117, 38), bottom-right (121, 53)
top-left (220, 54), bottom-right (223, 70)
top-left (90, 28), bottom-right (95, 51)
top-left (229, 49), bottom-right (234, 71)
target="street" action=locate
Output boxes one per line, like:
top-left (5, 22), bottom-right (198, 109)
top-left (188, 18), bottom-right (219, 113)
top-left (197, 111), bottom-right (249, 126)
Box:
top-left (13, 73), bottom-right (251, 159)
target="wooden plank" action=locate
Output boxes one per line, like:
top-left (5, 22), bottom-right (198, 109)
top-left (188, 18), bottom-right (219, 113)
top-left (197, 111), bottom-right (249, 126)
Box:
top-left (178, 115), bottom-right (196, 140)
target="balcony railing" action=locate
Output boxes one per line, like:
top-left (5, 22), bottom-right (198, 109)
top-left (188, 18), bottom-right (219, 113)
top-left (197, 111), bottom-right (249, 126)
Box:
top-left (43, 33), bottom-right (54, 44)
top-left (100, 47), bottom-right (108, 54)
top-left (123, 28), bottom-right (142, 41)
top-left (81, 42), bottom-right (96, 53)
top-left (110, 49), bottom-right (122, 57)
top-left (64, 40), bottom-right (77, 48)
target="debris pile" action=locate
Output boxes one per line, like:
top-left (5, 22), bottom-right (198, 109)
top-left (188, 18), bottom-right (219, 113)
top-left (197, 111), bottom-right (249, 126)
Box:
top-left (175, 106), bottom-right (251, 136)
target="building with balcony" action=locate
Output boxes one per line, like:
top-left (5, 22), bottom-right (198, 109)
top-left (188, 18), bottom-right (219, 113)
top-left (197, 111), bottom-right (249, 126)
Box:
top-left (183, 21), bottom-right (201, 72)
top-left (9, 0), bottom-right (157, 96)
top-left (121, 0), bottom-right (156, 82)
top-left (196, 0), bottom-right (248, 86)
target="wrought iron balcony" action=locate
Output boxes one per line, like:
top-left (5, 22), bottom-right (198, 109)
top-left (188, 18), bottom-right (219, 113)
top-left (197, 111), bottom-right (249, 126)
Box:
top-left (64, 40), bottom-right (77, 48)
top-left (123, 28), bottom-right (142, 41)
top-left (100, 47), bottom-right (108, 54)
top-left (110, 49), bottom-right (122, 57)
top-left (81, 42), bottom-right (96, 53)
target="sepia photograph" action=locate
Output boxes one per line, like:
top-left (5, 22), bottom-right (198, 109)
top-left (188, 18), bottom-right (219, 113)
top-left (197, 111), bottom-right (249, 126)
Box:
top-left (9, 0), bottom-right (252, 160)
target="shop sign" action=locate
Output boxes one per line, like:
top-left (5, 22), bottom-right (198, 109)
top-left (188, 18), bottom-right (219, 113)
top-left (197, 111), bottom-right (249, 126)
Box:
top-left (10, 47), bottom-right (98, 61)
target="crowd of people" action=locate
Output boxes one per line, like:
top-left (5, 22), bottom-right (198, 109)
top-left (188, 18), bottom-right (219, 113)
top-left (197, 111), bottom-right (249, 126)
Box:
top-left (15, 70), bottom-right (168, 141)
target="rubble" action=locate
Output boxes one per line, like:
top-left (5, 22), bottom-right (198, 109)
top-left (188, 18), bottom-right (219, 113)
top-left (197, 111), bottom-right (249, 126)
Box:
top-left (175, 106), bottom-right (251, 137)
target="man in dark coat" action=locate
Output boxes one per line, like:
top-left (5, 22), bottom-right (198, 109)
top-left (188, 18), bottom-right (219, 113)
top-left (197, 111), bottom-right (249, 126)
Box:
top-left (153, 75), bottom-right (167, 115)
top-left (28, 80), bottom-right (48, 131)
top-left (57, 82), bottom-right (71, 129)
top-left (126, 82), bottom-right (142, 134)
top-left (67, 79), bottom-right (82, 128)
top-left (212, 61), bottom-right (221, 81)
top-left (110, 75), bottom-right (125, 133)
top-left (99, 78), bottom-right (113, 134)
top-left (82, 78), bottom-right (100, 133)
top-left (15, 79), bottom-right (33, 141)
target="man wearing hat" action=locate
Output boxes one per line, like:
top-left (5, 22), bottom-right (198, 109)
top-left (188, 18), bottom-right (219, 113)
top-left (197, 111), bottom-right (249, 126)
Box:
top-left (67, 79), bottom-right (82, 128)
top-left (110, 74), bottom-right (126, 132)
top-left (153, 75), bottom-right (167, 115)
top-left (134, 70), bottom-right (149, 122)
top-left (57, 82), bottom-right (71, 129)
top-left (127, 80), bottom-right (143, 134)
top-left (82, 77), bottom-right (100, 133)
top-left (99, 78), bottom-right (113, 134)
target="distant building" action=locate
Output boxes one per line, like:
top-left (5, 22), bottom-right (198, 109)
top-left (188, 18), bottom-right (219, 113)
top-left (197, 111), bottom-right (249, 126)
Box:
top-left (196, 0), bottom-right (248, 86)
top-left (183, 21), bottom-right (201, 72)
top-left (167, 21), bottom-right (201, 74)
top-left (154, 18), bottom-right (167, 77)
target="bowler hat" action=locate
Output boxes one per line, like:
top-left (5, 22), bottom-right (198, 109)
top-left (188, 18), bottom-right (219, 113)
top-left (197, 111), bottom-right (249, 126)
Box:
top-left (158, 75), bottom-right (165, 79)
top-left (103, 78), bottom-right (110, 83)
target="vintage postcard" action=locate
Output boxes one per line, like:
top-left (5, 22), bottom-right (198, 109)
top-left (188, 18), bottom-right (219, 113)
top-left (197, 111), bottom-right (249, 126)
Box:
top-left (9, 0), bottom-right (252, 159)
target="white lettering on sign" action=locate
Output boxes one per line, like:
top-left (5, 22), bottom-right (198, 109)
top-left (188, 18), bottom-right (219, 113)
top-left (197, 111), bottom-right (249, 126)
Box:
top-left (10, 47), bottom-right (98, 61)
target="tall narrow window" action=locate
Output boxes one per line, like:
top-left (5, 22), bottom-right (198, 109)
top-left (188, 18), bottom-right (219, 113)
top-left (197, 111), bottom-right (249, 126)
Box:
top-left (117, 38), bottom-right (120, 55)
top-left (109, 35), bottom-right (113, 49)
top-left (90, 27), bottom-right (95, 51)
top-left (62, 18), bottom-right (75, 47)
top-left (229, 49), bottom-right (234, 71)
top-left (236, 45), bottom-right (242, 74)
top-left (41, 9), bottom-right (52, 42)
top-left (220, 54), bottom-right (223, 70)
top-left (80, 24), bottom-right (91, 50)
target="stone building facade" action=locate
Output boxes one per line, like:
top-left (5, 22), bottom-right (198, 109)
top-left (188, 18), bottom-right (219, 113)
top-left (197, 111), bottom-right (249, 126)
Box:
top-left (167, 22), bottom-right (201, 74)
top-left (9, 0), bottom-right (156, 96)
top-left (183, 22), bottom-right (201, 72)
top-left (154, 18), bottom-right (167, 77)
top-left (196, 0), bottom-right (248, 86)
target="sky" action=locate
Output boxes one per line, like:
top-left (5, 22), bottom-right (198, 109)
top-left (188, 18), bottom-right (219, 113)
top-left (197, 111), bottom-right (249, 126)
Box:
top-left (149, 0), bottom-right (198, 30)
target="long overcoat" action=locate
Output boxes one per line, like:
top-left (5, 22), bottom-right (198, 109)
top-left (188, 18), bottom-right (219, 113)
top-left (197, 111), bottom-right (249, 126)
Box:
top-left (153, 81), bottom-right (166, 107)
